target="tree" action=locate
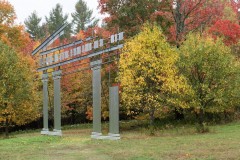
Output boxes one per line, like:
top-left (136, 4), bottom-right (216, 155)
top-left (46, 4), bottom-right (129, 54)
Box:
top-left (208, 1), bottom-right (240, 47)
top-left (162, 0), bottom-right (240, 46)
top-left (99, 0), bottom-right (237, 46)
top-left (0, 42), bottom-right (40, 137)
top-left (61, 68), bottom-right (92, 124)
top-left (208, 20), bottom-right (240, 46)
top-left (24, 11), bottom-right (45, 41)
top-left (0, 0), bottom-right (15, 25)
top-left (0, 0), bottom-right (32, 53)
top-left (119, 23), bottom-right (191, 126)
top-left (45, 3), bottom-right (71, 38)
top-left (99, 0), bottom-right (172, 37)
top-left (72, 0), bottom-right (99, 34)
top-left (178, 33), bottom-right (240, 131)
top-left (161, 0), bottom-right (226, 46)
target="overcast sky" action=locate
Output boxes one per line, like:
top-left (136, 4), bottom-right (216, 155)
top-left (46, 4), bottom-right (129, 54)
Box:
top-left (7, 0), bottom-right (103, 25)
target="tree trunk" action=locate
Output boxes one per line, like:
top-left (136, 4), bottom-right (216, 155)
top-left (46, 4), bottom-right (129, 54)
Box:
top-left (5, 118), bottom-right (9, 138)
top-left (196, 108), bottom-right (205, 133)
top-left (149, 108), bottom-right (155, 126)
top-left (198, 108), bottom-right (204, 127)
top-left (149, 108), bottom-right (155, 135)
top-left (174, 108), bottom-right (184, 120)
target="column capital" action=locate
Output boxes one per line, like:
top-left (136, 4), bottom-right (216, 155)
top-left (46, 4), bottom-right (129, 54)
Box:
top-left (90, 59), bottom-right (102, 70)
top-left (52, 70), bottom-right (62, 80)
top-left (42, 73), bottom-right (49, 82)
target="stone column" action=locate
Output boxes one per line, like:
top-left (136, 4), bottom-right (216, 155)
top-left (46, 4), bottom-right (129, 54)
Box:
top-left (90, 60), bottom-right (102, 139)
top-left (52, 70), bottom-right (62, 136)
top-left (41, 73), bottom-right (49, 135)
top-left (108, 86), bottom-right (120, 140)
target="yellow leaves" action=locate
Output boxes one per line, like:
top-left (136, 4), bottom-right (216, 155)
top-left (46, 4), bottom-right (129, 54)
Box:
top-left (0, 41), bottom-right (40, 126)
top-left (119, 23), bottom-right (192, 118)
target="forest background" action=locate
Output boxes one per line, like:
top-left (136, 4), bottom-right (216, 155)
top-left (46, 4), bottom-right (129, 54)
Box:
top-left (0, 0), bottom-right (240, 137)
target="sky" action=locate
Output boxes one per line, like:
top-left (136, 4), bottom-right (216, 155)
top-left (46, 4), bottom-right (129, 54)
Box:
top-left (7, 0), bottom-right (103, 25)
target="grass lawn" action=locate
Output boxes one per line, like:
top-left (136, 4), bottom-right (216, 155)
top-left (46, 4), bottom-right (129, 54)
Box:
top-left (0, 121), bottom-right (239, 160)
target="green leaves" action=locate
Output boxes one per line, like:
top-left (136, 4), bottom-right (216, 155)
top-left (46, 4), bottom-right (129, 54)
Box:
top-left (45, 3), bottom-right (71, 39)
top-left (179, 33), bottom-right (240, 112)
top-left (24, 11), bottom-right (45, 41)
top-left (72, 0), bottom-right (99, 34)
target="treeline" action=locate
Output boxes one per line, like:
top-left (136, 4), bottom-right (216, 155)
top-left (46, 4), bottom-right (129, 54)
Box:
top-left (24, 0), bottom-right (98, 41)
top-left (120, 24), bottom-right (240, 132)
top-left (0, 0), bottom-right (239, 136)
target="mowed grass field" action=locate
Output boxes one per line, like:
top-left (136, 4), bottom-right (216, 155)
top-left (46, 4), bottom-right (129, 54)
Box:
top-left (0, 121), bottom-right (240, 160)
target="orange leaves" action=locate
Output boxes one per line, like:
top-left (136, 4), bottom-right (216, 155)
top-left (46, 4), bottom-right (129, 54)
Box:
top-left (76, 26), bottom-right (112, 40)
top-left (0, 0), bottom-right (16, 25)
top-left (76, 30), bottom-right (86, 40)
top-left (7, 25), bottom-right (32, 53)
top-left (0, 1), bottom-right (33, 55)
top-left (94, 26), bottom-right (112, 39)
top-left (86, 106), bottom-right (93, 121)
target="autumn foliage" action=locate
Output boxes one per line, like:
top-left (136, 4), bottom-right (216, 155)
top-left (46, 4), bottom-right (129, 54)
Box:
top-left (0, 0), bottom-right (40, 137)
top-left (99, 0), bottom-right (239, 46)
top-left (119, 23), bottom-right (191, 125)
top-left (0, 42), bottom-right (40, 137)
top-left (0, 0), bottom-right (34, 55)
top-left (0, 0), bottom-right (239, 135)
top-left (209, 20), bottom-right (240, 46)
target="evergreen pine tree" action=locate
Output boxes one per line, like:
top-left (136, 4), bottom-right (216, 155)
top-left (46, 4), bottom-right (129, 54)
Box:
top-left (72, 0), bottom-right (99, 34)
top-left (45, 3), bottom-right (71, 38)
top-left (24, 11), bottom-right (45, 41)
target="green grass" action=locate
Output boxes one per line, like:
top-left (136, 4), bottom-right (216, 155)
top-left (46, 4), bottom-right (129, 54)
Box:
top-left (0, 121), bottom-right (240, 160)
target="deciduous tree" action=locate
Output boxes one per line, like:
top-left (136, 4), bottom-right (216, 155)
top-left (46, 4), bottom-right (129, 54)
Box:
top-left (208, 19), bottom-right (240, 46)
top-left (99, 0), bottom-right (236, 47)
top-left (0, 0), bottom-right (15, 25)
top-left (0, 0), bottom-right (32, 53)
top-left (99, 0), bottom-right (171, 37)
top-left (119, 23), bottom-right (191, 126)
top-left (61, 70), bottom-right (92, 124)
top-left (178, 33), bottom-right (240, 131)
top-left (160, 0), bottom-right (225, 46)
top-left (0, 42), bottom-right (40, 137)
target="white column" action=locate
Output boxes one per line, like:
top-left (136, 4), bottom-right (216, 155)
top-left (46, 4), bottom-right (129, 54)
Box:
top-left (41, 73), bottom-right (49, 135)
top-left (90, 60), bottom-right (102, 139)
top-left (51, 70), bottom-right (62, 136)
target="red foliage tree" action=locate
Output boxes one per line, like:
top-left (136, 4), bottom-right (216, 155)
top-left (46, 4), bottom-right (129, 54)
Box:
top-left (157, 0), bottom-right (226, 46)
top-left (98, 0), bottom-right (238, 47)
top-left (209, 20), bottom-right (240, 46)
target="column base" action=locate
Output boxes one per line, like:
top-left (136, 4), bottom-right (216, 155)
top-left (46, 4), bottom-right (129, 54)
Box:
top-left (91, 132), bottom-right (102, 139)
top-left (107, 133), bottom-right (121, 140)
top-left (91, 132), bottom-right (120, 140)
top-left (48, 129), bottom-right (62, 136)
top-left (40, 128), bottom-right (49, 135)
